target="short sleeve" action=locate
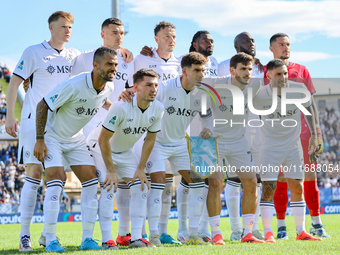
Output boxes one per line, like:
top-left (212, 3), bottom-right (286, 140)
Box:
top-left (13, 48), bottom-right (35, 80)
top-left (102, 102), bottom-right (124, 132)
top-left (43, 79), bottom-right (74, 112)
top-left (148, 103), bottom-right (164, 133)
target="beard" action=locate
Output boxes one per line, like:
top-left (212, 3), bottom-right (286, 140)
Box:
top-left (239, 45), bottom-right (255, 57)
top-left (98, 69), bottom-right (115, 82)
top-left (198, 45), bottom-right (213, 57)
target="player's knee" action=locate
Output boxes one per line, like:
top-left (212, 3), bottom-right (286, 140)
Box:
top-left (304, 170), bottom-right (316, 180)
top-left (26, 164), bottom-right (43, 179)
top-left (208, 178), bottom-right (223, 192)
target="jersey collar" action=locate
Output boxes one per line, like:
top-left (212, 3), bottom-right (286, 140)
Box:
top-left (153, 48), bottom-right (175, 61)
top-left (85, 72), bottom-right (94, 89)
top-left (41, 40), bottom-right (52, 50)
top-left (132, 94), bottom-right (153, 108)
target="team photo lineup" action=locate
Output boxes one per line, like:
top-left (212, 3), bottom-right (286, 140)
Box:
top-left (4, 10), bottom-right (333, 252)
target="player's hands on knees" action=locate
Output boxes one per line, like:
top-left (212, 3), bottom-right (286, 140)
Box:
top-left (120, 48), bottom-right (134, 63)
top-left (118, 90), bottom-right (134, 102)
top-left (103, 172), bottom-right (118, 192)
top-left (200, 128), bottom-right (213, 139)
top-left (308, 134), bottom-right (318, 155)
top-left (132, 168), bottom-right (150, 191)
top-left (5, 117), bottom-right (18, 137)
top-left (23, 79), bottom-right (30, 92)
top-left (140, 46), bottom-right (153, 57)
top-left (34, 140), bottom-right (48, 162)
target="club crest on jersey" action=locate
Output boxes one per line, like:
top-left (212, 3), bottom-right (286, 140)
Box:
top-left (122, 63), bottom-right (128, 69)
top-left (149, 116), bottom-right (155, 123)
top-left (109, 116), bottom-right (117, 125)
top-left (50, 94), bottom-right (59, 103)
top-left (17, 60), bottom-right (24, 70)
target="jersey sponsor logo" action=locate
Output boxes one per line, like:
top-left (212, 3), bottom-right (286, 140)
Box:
top-left (115, 72), bottom-right (128, 81)
top-left (160, 73), bottom-right (178, 81)
top-left (50, 94), bottom-right (59, 103)
top-left (46, 65), bottom-right (73, 75)
top-left (267, 108), bottom-right (299, 119)
top-left (122, 126), bottom-right (148, 135)
top-left (127, 118), bottom-right (133, 122)
top-left (17, 60), bottom-right (24, 70)
top-left (75, 106), bottom-right (99, 116)
top-left (204, 69), bottom-right (218, 77)
top-left (109, 116), bottom-right (117, 125)
top-left (149, 64), bottom-right (157, 68)
top-left (46, 64), bottom-right (56, 75)
top-left (166, 105), bottom-right (199, 117)
top-left (169, 97), bottom-right (177, 101)
top-left (79, 99), bottom-right (87, 103)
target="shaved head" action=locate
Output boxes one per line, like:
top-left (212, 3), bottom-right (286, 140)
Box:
top-left (234, 32), bottom-right (256, 57)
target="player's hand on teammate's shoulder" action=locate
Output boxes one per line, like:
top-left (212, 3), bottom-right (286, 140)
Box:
top-left (118, 88), bottom-right (135, 102)
top-left (200, 128), bottom-right (213, 139)
top-left (132, 167), bottom-right (150, 191)
top-left (5, 117), bottom-right (19, 138)
top-left (254, 58), bottom-right (264, 73)
top-left (120, 48), bottom-right (134, 63)
top-left (103, 172), bottom-right (118, 192)
top-left (140, 46), bottom-right (153, 57)
top-left (33, 139), bottom-right (48, 162)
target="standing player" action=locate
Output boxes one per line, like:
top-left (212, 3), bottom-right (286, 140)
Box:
top-left (5, 11), bottom-right (80, 252)
top-left (264, 33), bottom-right (329, 239)
top-left (98, 68), bottom-right (164, 248)
top-left (33, 47), bottom-right (117, 252)
top-left (217, 32), bottom-right (264, 241)
top-left (177, 30), bottom-right (218, 243)
top-left (255, 59), bottom-right (322, 242)
top-left (133, 21), bottom-right (181, 244)
top-left (71, 18), bottom-right (134, 248)
top-left (200, 52), bottom-right (264, 244)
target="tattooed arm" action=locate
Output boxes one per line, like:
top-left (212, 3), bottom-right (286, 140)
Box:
top-left (33, 99), bottom-right (49, 162)
top-left (261, 181), bottom-right (277, 202)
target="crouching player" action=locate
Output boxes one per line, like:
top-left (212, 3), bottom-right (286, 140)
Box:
top-left (33, 47), bottom-right (117, 252)
top-left (97, 68), bottom-right (164, 248)
top-left (253, 59), bottom-right (322, 242)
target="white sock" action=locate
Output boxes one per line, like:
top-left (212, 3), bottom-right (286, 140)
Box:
top-left (44, 180), bottom-right (63, 246)
top-left (81, 178), bottom-right (99, 242)
top-left (20, 177), bottom-right (40, 238)
top-left (159, 178), bottom-right (172, 236)
top-left (253, 183), bottom-right (261, 231)
top-left (147, 183), bottom-right (165, 237)
top-left (188, 182), bottom-right (205, 236)
top-left (242, 214), bottom-right (255, 237)
top-left (128, 180), bottom-right (148, 241)
top-left (311, 216), bottom-right (322, 225)
top-left (260, 201), bottom-right (275, 235)
top-left (290, 201), bottom-right (306, 235)
top-left (209, 215), bottom-right (222, 238)
top-left (116, 184), bottom-right (131, 236)
top-left (177, 182), bottom-right (189, 235)
top-left (198, 184), bottom-right (210, 235)
top-left (225, 180), bottom-right (242, 232)
top-left (98, 184), bottom-right (114, 242)
top-left (277, 219), bottom-right (286, 229)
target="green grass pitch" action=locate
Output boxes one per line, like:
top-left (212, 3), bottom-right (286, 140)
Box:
top-left (1, 215), bottom-right (339, 254)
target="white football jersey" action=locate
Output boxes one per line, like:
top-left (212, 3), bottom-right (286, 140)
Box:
top-left (43, 72), bottom-right (114, 143)
top-left (204, 56), bottom-right (219, 77)
top-left (134, 48), bottom-right (181, 82)
top-left (102, 97), bottom-right (164, 153)
top-left (13, 40), bottom-right (80, 120)
top-left (201, 76), bottom-right (262, 142)
top-left (155, 76), bottom-right (206, 145)
top-left (253, 81), bottom-right (312, 151)
top-left (71, 49), bottom-right (134, 101)
top-left (218, 58), bottom-right (264, 150)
